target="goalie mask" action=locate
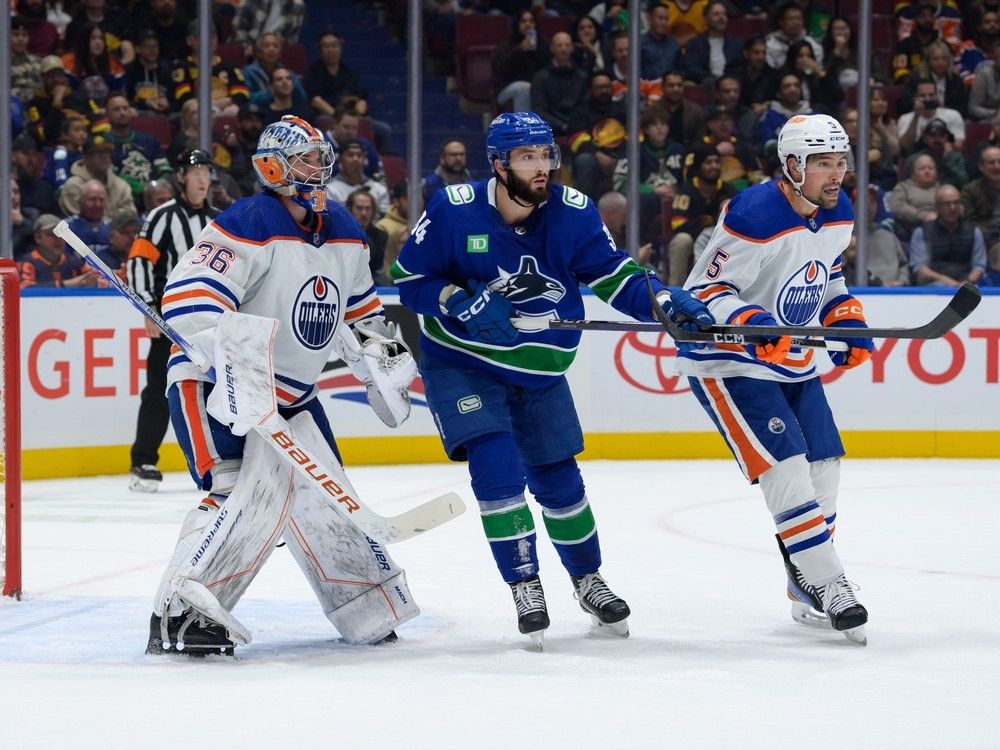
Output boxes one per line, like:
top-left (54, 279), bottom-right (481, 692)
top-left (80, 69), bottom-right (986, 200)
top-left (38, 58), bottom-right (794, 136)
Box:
top-left (253, 115), bottom-right (334, 214)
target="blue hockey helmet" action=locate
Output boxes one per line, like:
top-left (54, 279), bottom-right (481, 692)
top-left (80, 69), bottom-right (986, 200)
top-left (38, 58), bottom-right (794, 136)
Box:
top-left (485, 112), bottom-right (561, 172)
top-left (252, 115), bottom-right (334, 214)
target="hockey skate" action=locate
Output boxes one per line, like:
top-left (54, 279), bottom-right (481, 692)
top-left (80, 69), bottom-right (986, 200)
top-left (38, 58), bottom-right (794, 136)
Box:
top-left (776, 534), bottom-right (827, 628)
top-left (571, 572), bottom-right (630, 637)
top-left (510, 576), bottom-right (549, 650)
top-left (822, 574), bottom-right (868, 646)
top-left (129, 464), bottom-right (163, 493)
top-left (145, 611), bottom-right (236, 657)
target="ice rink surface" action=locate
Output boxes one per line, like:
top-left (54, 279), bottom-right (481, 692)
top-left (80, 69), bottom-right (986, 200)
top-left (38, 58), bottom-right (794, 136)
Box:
top-left (1, 458), bottom-right (998, 749)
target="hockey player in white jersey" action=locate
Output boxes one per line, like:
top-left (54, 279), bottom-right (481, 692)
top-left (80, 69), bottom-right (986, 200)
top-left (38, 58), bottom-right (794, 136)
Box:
top-left (145, 116), bottom-right (420, 655)
top-left (675, 114), bottom-right (871, 645)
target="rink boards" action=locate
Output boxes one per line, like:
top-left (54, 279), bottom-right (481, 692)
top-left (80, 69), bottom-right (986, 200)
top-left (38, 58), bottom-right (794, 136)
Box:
top-left (15, 288), bottom-right (1000, 479)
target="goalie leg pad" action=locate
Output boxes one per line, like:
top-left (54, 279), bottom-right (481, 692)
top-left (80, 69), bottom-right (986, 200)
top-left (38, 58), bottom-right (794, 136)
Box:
top-left (280, 411), bottom-right (420, 643)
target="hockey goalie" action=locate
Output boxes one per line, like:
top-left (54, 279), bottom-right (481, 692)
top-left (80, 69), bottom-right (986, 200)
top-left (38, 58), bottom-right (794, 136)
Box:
top-left (145, 116), bottom-right (421, 656)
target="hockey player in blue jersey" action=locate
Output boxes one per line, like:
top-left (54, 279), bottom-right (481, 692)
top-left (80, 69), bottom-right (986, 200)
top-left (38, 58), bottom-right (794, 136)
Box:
top-left (676, 114), bottom-right (872, 645)
top-left (392, 112), bottom-right (712, 645)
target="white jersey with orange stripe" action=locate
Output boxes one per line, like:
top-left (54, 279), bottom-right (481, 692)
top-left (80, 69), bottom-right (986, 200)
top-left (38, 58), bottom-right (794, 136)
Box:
top-left (675, 179), bottom-right (855, 383)
top-left (162, 193), bottom-right (384, 407)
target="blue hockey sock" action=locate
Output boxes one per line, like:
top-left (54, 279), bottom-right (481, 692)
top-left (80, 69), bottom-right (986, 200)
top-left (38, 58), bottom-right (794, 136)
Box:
top-left (525, 458), bottom-right (602, 577)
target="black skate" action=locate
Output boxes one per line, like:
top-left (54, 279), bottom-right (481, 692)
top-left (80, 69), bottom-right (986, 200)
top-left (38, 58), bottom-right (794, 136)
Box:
top-left (145, 611), bottom-right (235, 657)
top-left (129, 465), bottom-right (163, 493)
top-left (776, 534), bottom-right (826, 627)
top-left (822, 575), bottom-right (868, 646)
top-left (509, 576), bottom-right (549, 649)
top-left (571, 572), bottom-right (630, 637)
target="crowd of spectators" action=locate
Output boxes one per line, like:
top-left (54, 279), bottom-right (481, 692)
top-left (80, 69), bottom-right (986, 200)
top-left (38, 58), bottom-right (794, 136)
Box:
top-left (8, 0), bottom-right (1000, 290)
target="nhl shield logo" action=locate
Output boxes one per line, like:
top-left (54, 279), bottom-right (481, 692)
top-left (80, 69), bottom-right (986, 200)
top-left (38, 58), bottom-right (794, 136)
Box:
top-left (776, 260), bottom-right (828, 326)
top-left (293, 275), bottom-right (340, 350)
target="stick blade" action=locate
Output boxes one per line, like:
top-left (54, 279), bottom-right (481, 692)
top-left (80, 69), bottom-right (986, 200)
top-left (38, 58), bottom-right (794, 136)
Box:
top-left (386, 492), bottom-right (467, 543)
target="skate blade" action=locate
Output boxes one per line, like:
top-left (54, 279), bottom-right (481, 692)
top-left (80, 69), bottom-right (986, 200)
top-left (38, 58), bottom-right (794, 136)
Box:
top-left (525, 631), bottom-right (544, 651)
top-left (590, 614), bottom-right (630, 637)
top-left (790, 601), bottom-right (830, 629)
top-left (129, 477), bottom-right (160, 493)
top-left (842, 625), bottom-right (867, 647)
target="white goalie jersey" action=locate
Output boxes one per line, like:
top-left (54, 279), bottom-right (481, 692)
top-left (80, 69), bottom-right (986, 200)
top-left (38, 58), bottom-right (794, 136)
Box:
top-left (162, 193), bottom-right (384, 406)
top-left (675, 180), bottom-right (855, 383)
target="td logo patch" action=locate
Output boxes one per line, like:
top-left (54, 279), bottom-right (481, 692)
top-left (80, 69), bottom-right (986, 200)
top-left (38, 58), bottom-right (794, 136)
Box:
top-left (293, 275), bottom-right (340, 350)
top-left (467, 234), bottom-right (489, 253)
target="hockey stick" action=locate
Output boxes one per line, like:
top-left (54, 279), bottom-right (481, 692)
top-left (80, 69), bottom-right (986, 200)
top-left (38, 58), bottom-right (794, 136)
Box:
top-left (53, 220), bottom-right (466, 544)
top-left (511, 317), bottom-right (847, 351)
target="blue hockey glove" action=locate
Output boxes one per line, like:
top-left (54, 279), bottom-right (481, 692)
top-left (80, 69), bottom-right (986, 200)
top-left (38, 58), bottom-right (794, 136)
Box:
top-left (822, 295), bottom-right (873, 369)
top-left (444, 281), bottom-right (518, 344)
top-left (661, 289), bottom-right (713, 354)
top-left (736, 308), bottom-right (792, 364)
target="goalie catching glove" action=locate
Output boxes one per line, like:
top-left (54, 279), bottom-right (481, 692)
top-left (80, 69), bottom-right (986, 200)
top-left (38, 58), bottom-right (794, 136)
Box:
top-left (337, 318), bottom-right (417, 427)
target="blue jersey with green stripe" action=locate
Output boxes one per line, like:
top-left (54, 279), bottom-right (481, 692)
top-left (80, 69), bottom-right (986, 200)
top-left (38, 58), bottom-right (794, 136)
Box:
top-left (392, 178), bottom-right (664, 387)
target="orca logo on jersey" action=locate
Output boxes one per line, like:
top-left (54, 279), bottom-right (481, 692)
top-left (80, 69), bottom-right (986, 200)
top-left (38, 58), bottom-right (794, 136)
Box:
top-left (776, 260), bottom-right (828, 326)
top-left (293, 275), bottom-right (340, 350)
top-left (492, 256), bottom-right (566, 305)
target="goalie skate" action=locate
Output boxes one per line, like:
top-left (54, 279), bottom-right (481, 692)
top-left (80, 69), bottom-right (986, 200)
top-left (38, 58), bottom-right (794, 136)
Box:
top-left (571, 573), bottom-right (630, 637)
top-left (510, 576), bottom-right (549, 650)
top-left (145, 612), bottom-right (236, 657)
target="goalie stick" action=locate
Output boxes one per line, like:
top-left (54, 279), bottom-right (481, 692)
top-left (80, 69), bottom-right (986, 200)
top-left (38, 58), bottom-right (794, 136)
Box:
top-left (53, 220), bottom-right (465, 544)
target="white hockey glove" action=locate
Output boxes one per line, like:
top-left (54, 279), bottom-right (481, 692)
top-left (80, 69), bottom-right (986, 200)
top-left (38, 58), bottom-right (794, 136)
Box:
top-left (336, 318), bottom-right (417, 428)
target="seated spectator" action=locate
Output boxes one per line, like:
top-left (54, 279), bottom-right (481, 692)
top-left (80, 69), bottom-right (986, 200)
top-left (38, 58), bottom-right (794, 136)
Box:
top-left (910, 184), bottom-right (987, 286)
top-left (140, 178), bottom-right (174, 221)
top-left (665, 145), bottom-right (735, 286)
top-left (641, 4), bottom-right (681, 80)
top-left (261, 65), bottom-right (313, 126)
top-left (681, 1), bottom-right (743, 86)
top-left (493, 10), bottom-right (547, 114)
top-left (326, 140), bottom-right (389, 216)
top-left (346, 188), bottom-right (389, 286)
top-left (822, 16), bottom-right (860, 89)
top-left (898, 78), bottom-right (965, 154)
top-left (60, 134), bottom-right (134, 219)
top-left (572, 14), bottom-right (605, 73)
top-left (870, 85), bottom-right (902, 185)
top-left (144, 0), bottom-right (188, 63)
top-left (892, 0), bottom-right (941, 82)
top-left (757, 72), bottom-right (814, 153)
top-left (956, 8), bottom-right (1000, 89)
top-left (170, 21), bottom-right (249, 118)
top-left (979, 241), bottom-right (1000, 286)
top-left (11, 178), bottom-right (38, 260)
top-left (124, 28), bottom-right (171, 114)
top-left (597, 190), bottom-right (626, 250)
top-left (19, 0), bottom-right (61, 57)
top-left (66, 179), bottom-right (115, 259)
top-left (904, 118), bottom-right (968, 188)
top-left (105, 93), bottom-right (172, 203)
top-left (243, 32), bottom-right (309, 109)
top-left (422, 138), bottom-right (471, 205)
top-left (898, 40), bottom-right (968, 117)
top-left (664, 0), bottom-right (709, 48)
top-left (167, 99), bottom-right (199, 167)
top-left (305, 31), bottom-right (368, 117)
top-left (99, 210), bottom-right (140, 270)
top-left (376, 180), bottom-right (410, 277)
top-left (42, 114), bottom-right (88, 191)
top-left (18, 213), bottom-right (98, 288)
top-left (842, 106), bottom-right (899, 191)
top-left (12, 132), bottom-right (57, 215)
top-left (567, 71), bottom-right (627, 198)
top-left (780, 39), bottom-right (844, 117)
top-left (702, 105), bottom-right (760, 190)
top-left (531, 32), bottom-right (589, 138)
top-left (655, 70), bottom-right (707, 150)
top-left (960, 146), bottom-right (1000, 243)
top-left (853, 184), bottom-right (912, 286)
top-left (889, 153), bottom-right (940, 240)
top-left (969, 39), bottom-right (1000, 121)
top-left (967, 109), bottom-right (1000, 179)
top-left (233, 0), bottom-right (306, 52)
top-left (64, 0), bottom-right (133, 63)
top-left (613, 106), bottom-right (683, 200)
top-left (608, 32), bottom-right (662, 107)
top-left (11, 16), bottom-right (42, 105)
top-left (61, 22), bottom-right (126, 94)
top-left (214, 103), bottom-right (266, 197)
top-left (728, 36), bottom-right (777, 123)
top-left (896, 0), bottom-right (961, 50)
top-left (25, 56), bottom-right (73, 146)
top-left (324, 100), bottom-right (382, 180)
top-left (766, 1), bottom-right (823, 69)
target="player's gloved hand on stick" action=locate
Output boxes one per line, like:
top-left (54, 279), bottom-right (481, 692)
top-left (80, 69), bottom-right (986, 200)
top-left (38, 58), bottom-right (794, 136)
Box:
top-left (740, 308), bottom-right (792, 364)
top-left (822, 294), bottom-right (874, 369)
top-left (444, 280), bottom-right (518, 344)
top-left (657, 288), bottom-right (714, 353)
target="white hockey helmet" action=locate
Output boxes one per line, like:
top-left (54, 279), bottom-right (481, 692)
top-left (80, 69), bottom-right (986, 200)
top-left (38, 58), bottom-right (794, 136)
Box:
top-left (252, 115), bottom-right (335, 214)
top-left (777, 114), bottom-right (853, 193)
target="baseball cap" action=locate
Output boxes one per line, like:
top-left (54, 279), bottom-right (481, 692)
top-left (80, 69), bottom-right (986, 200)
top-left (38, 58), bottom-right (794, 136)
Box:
top-left (84, 134), bottom-right (114, 153)
top-left (11, 16), bottom-right (31, 32)
top-left (12, 132), bottom-right (38, 152)
top-left (923, 118), bottom-right (954, 141)
top-left (109, 211), bottom-right (140, 231)
top-left (134, 28), bottom-right (158, 44)
top-left (35, 214), bottom-right (61, 233)
top-left (238, 102), bottom-right (262, 119)
top-left (40, 55), bottom-right (65, 75)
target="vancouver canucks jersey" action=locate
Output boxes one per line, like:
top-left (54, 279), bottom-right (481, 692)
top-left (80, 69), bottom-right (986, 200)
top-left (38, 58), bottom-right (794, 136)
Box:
top-left (392, 178), bottom-right (662, 388)
top-left (162, 193), bottom-right (383, 406)
top-left (676, 179), bottom-right (854, 382)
